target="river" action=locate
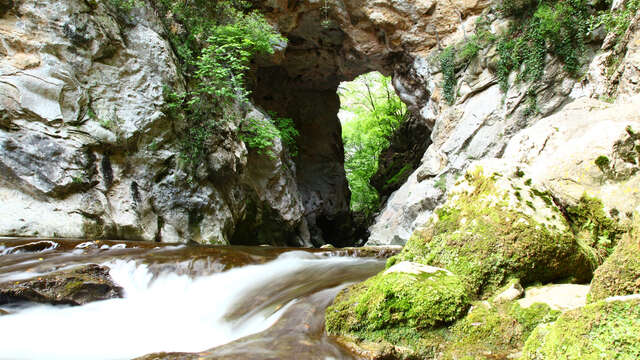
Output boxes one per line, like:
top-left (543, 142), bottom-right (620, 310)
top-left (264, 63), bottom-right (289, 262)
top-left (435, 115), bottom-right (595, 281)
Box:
top-left (0, 238), bottom-right (389, 360)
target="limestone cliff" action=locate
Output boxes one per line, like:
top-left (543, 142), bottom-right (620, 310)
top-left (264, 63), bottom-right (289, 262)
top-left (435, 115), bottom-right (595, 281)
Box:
top-left (0, 0), bottom-right (308, 245)
top-left (0, 0), bottom-right (494, 245)
top-left (1, 0), bottom-right (639, 247)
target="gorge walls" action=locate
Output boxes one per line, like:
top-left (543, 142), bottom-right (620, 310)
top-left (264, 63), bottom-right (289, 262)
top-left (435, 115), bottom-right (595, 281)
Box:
top-left (2, 0), bottom-right (638, 246)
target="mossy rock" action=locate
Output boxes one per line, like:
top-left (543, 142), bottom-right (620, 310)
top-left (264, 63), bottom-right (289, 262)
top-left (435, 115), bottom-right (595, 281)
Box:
top-left (521, 298), bottom-right (640, 359)
top-left (325, 266), bottom-right (469, 358)
top-left (442, 300), bottom-right (559, 360)
top-left (388, 160), bottom-right (593, 298)
top-left (565, 194), bottom-right (628, 266)
top-left (588, 216), bottom-right (640, 302)
top-left (0, 264), bottom-right (123, 306)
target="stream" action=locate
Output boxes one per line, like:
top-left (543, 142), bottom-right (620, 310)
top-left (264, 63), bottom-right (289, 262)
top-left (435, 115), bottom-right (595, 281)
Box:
top-left (0, 238), bottom-right (388, 360)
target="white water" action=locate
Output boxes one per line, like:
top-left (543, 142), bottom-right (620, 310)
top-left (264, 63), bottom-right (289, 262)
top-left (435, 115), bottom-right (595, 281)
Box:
top-left (0, 251), bottom-right (378, 360)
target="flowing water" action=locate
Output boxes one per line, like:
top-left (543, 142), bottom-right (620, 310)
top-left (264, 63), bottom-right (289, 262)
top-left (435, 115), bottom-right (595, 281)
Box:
top-left (0, 238), bottom-right (387, 360)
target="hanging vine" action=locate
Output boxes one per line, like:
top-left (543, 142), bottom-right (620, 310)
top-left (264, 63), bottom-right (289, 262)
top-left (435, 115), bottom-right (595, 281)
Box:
top-left (321, 0), bottom-right (331, 28)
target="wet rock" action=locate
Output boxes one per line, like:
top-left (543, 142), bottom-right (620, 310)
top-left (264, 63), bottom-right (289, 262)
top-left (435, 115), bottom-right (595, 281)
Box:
top-left (325, 265), bottom-right (469, 358)
top-left (0, 264), bottom-right (123, 305)
top-left (0, 308), bottom-right (9, 315)
top-left (3, 241), bottom-right (58, 254)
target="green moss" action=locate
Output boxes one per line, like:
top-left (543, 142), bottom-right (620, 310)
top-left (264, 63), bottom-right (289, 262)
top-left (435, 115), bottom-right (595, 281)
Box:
top-left (588, 216), bottom-right (640, 302)
top-left (326, 271), bottom-right (469, 333)
top-left (442, 300), bottom-right (558, 359)
top-left (385, 164), bottom-right (412, 186)
top-left (521, 298), bottom-right (640, 359)
top-left (389, 167), bottom-right (591, 298)
top-left (509, 302), bottom-right (559, 337)
top-left (63, 279), bottom-right (85, 293)
top-left (325, 270), bottom-right (469, 357)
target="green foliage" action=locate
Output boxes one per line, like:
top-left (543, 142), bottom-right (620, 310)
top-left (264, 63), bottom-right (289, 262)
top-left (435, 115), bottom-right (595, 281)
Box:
top-left (565, 194), bottom-right (627, 264)
top-left (339, 72), bottom-right (408, 215)
top-left (459, 36), bottom-right (482, 64)
top-left (499, 0), bottom-right (539, 17)
top-left (385, 164), bottom-right (411, 186)
top-left (595, 155), bottom-right (611, 173)
top-left (107, 0), bottom-right (139, 12)
top-left (591, 0), bottom-right (640, 42)
top-left (240, 112), bottom-right (299, 157)
top-left (269, 111), bottom-right (299, 157)
top-left (434, 174), bottom-right (447, 192)
top-left (497, 0), bottom-right (590, 92)
top-left (437, 17), bottom-right (495, 102)
top-left (439, 47), bottom-right (456, 105)
top-left (156, 0), bottom-right (287, 175)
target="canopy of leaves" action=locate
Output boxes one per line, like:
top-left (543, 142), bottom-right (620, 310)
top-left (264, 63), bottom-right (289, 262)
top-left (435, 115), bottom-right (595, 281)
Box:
top-left (339, 72), bottom-right (408, 215)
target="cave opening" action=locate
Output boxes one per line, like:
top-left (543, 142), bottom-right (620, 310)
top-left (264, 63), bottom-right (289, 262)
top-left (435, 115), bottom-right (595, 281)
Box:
top-left (243, 3), bottom-right (434, 247)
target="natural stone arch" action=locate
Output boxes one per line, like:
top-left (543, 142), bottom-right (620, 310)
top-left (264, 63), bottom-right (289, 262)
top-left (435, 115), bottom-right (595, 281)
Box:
top-left (241, 0), bottom-right (491, 245)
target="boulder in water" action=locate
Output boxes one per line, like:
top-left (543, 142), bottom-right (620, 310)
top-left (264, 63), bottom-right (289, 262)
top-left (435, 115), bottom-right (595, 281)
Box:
top-left (325, 262), bottom-right (469, 358)
top-left (0, 264), bottom-right (123, 305)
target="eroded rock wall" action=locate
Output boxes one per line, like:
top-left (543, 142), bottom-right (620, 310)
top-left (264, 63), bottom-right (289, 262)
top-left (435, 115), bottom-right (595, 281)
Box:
top-left (0, 0), bottom-right (308, 245)
top-left (367, 7), bottom-right (640, 245)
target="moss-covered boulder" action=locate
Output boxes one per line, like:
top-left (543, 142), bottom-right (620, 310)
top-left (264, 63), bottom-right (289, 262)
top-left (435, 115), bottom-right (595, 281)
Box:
top-left (521, 297), bottom-right (640, 359)
top-left (325, 262), bottom-right (469, 358)
top-left (388, 159), bottom-right (593, 297)
top-left (589, 216), bottom-right (640, 301)
top-left (443, 301), bottom-right (559, 359)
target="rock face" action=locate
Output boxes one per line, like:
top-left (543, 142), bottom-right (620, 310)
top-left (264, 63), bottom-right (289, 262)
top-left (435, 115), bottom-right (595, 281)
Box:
top-left (0, 0), bottom-right (310, 245)
top-left (504, 96), bottom-right (640, 218)
top-left (370, 114), bottom-right (432, 204)
top-left (517, 284), bottom-right (591, 312)
top-left (1, 0), bottom-right (638, 248)
top-left (0, 264), bottom-right (123, 305)
top-left (0, 0), bottom-right (496, 246)
top-left (366, 5), bottom-right (640, 246)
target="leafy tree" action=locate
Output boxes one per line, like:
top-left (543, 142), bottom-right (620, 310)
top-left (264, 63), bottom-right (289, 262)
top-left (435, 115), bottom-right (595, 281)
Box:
top-left (339, 72), bottom-right (408, 215)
